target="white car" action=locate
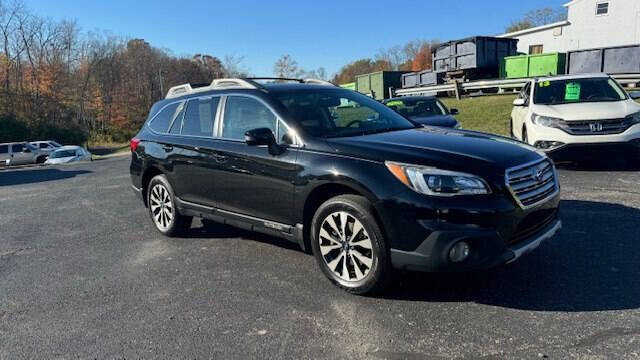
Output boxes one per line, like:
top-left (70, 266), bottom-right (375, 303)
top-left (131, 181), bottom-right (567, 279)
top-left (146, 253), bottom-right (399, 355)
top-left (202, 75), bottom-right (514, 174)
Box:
top-left (45, 146), bottom-right (92, 164)
top-left (510, 73), bottom-right (640, 163)
top-left (30, 140), bottom-right (63, 155)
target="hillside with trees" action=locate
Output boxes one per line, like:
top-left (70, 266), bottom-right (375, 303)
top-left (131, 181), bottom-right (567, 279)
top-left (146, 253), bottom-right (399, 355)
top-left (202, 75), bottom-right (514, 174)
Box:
top-left (0, 1), bottom-right (245, 145)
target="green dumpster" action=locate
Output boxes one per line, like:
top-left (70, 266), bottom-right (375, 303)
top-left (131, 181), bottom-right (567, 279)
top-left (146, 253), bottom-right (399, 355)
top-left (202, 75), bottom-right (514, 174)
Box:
top-left (355, 71), bottom-right (408, 100)
top-left (339, 82), bottom-right (356, 91)
top-left (501, 53), bottom-right (567, 79)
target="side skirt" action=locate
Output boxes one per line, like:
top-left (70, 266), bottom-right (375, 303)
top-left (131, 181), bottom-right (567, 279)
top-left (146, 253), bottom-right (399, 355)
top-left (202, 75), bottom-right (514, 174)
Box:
top-left (174, 197), bottom-right (306, 250)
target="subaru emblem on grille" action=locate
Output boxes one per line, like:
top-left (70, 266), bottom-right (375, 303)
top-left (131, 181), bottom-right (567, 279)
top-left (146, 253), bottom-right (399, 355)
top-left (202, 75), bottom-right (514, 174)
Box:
top-left (589, 122), bottom-right (603, 132)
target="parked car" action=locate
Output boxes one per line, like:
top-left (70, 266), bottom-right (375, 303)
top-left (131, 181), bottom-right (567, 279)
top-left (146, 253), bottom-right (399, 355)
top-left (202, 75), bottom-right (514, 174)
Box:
top-left (510, 73), bottom-right (640, 164)
top-left (30, 140), bottom-right (62, 155)
top-left (44, 146), bottom-right (92, 164)
top-left (0, 142), bottom-right (48, 166)
top-left (131, 78), bottom-right (561, 295)
top-left (383, 96), bottom-right (460, 128)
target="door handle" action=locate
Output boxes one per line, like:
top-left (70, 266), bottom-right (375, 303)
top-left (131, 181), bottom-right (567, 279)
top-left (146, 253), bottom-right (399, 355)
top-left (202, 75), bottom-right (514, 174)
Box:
top-left (162, 145), bottom-right (173, 152)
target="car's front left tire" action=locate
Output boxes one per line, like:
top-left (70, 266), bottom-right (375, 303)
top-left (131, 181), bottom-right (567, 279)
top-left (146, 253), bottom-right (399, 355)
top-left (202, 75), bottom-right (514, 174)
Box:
top-left (310, 195), bottom-right (392, 295)
top-left (147, 174), bottom-right (191, 237)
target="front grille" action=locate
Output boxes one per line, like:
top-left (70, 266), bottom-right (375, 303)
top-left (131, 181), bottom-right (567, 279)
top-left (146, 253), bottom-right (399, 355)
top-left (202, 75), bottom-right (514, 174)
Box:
top-left (506, 159), bottom-right (558, 208)
top-left (508, 208), bottom-right (557, 245)
top-left (558, 118), bottom-right (632, 135)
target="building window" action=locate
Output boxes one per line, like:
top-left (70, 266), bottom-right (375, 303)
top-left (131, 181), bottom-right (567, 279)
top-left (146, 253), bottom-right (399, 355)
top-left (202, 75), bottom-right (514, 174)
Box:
top-left (529, 45), bottom-right (544, 54)
top-left (596, 2), bottom-right (609, 16)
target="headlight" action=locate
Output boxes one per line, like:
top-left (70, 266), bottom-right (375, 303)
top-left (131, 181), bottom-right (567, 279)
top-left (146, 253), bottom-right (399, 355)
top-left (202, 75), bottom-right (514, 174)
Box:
top-left (626, 111), bottom-right (640, 125)
top-left (531, 114), bottom-right (564, 128)
top-left (385, 161), bottom-right (491, 196)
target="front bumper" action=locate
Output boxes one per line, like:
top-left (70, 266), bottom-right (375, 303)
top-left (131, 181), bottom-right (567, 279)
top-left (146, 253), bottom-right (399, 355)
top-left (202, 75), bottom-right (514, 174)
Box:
top-left (376, 176), bottom-right (561, 273)
top-left (527, 122), bottom-right (640, 152)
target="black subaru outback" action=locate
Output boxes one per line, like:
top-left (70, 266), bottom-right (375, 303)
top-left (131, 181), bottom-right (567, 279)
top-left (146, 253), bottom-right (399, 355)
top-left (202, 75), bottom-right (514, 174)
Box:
top-left (130, 78), bottom-right (561, 295)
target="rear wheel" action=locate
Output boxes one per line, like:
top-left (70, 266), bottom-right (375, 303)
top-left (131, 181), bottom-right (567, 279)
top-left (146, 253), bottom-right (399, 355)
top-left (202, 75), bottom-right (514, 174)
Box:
top-left (147, 174), bottom-right (191, 237)
top-left (311, 195), bottom-right (391, 295)
top-left (36, 156), bottom-right (47, 164)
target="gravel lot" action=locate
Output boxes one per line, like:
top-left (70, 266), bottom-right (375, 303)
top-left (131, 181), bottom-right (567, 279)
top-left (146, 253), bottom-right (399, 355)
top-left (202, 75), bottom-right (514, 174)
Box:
top-left (1, 156), bottom-right (639, 359)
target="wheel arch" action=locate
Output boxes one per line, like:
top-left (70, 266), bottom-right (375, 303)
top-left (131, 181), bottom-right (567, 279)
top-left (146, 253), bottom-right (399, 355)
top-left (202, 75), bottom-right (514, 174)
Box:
top-left (141, 165), bottom-right (165, 207)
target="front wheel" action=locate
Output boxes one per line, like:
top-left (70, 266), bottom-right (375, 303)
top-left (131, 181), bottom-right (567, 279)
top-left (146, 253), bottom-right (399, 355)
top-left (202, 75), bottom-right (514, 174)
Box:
top-left (147, 174), bottom-right (191, 237)
top-left (522, 126), bottom-right (529, 145)
top-left (311, 195), bottom-right (391, 295)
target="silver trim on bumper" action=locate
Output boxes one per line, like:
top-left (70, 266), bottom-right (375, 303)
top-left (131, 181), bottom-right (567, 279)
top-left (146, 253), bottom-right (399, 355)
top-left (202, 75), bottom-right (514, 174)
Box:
top-left (506, 219), bottom-right (562, 264)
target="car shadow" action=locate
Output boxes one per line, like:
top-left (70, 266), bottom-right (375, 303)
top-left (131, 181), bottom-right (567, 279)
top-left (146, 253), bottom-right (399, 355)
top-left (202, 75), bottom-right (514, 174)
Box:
top-left (0, 168), bottom-right (92, 186)
top-left (385, 199), bottom-right (640, 312)
top-left (180, 218), bottom-right (301, 252)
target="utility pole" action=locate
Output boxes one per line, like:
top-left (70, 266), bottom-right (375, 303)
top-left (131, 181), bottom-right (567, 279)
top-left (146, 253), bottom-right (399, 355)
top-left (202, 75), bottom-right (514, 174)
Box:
top-left (158, 68), bottom-right (164, 96)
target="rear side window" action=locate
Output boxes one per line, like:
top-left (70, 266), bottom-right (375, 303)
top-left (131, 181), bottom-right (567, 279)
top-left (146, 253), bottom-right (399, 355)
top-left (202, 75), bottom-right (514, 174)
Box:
top-left (181, 97), bottom-right (219, 137)
top-left (0, 145), bottom-right (8, 154)
top-left (222, 96), bottom-right (277, 140)
top-left (149, 102), bottom-right (185, 133)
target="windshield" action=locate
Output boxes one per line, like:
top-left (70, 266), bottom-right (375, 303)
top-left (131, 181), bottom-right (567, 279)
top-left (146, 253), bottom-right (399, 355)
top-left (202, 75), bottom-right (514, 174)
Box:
top-left (274, 90), bottom-right (416, 138)
top-left (534, 77), bottom-right (627, 105)
top-left (50, 150), bottom-right (77, 158)
top-left (385, 98), bottom-right (447, 118)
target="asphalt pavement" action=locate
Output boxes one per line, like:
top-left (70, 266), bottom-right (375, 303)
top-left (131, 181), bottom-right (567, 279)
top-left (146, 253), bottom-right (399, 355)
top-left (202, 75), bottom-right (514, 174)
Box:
top-left (1, 155), bottom-right (639, 359)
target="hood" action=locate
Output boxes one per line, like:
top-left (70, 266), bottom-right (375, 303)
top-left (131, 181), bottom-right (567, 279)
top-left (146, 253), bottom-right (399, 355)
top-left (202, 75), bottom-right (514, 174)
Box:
top-left (326, 127), bottom-right (543, 174)
top-left (409, 114), bottom-right (458, 128)
top-left (535, 100), bottom-right (640, 121)
top-left (45, 156), bottom-right (75, 164)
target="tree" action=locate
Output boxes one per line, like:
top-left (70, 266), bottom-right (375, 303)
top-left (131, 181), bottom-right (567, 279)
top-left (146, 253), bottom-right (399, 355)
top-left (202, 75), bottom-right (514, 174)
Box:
top-left (273, 54), bottom-right (298, 78)
top-left (505, 7), bottom-right (567, 33)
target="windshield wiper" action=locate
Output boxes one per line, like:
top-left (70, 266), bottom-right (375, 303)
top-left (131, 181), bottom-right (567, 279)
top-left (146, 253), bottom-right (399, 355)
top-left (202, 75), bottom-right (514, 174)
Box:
top-left (358, 127), bottom-right (409, 136)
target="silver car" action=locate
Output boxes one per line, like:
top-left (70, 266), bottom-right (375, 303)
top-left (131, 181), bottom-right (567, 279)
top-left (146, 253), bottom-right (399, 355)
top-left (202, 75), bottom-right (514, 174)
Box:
top-left (44, 146), bottom-right (92, 164)
top-left (0, 142), bottom-right (48, 166)
top-left (30, 140), bottom-right (63, 155)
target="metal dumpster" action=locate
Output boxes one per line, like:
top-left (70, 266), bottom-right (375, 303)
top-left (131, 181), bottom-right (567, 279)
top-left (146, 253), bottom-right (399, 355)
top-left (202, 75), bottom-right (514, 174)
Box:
top-left (433, 36), bottom-right (519, 79)
top-left (339, 82), bottom-right (356, 90)
top-left (418, 71), bottom-right (443, 86)
top-left (567, 45), bottom-right (640, 74)
top-left (355, 71), bottom-right (408, 100)
top-left (501, 53), bottom-right (566, 79)
top-left (401, 73), bottom-right (419, 88)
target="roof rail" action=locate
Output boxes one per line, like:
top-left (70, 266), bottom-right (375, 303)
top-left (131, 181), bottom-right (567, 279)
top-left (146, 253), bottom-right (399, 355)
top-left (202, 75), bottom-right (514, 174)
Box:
top-left (304, 78), bottom-right (335, 86)
top-left (165, 78), bottom-right (259, 99)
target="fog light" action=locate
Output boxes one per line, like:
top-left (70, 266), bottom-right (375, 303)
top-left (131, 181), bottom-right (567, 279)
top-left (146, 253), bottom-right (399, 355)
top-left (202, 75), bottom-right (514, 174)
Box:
top-left (534, 141), bottom-right (565, 151)
top-left (449, 241), bottom-right (470, 263)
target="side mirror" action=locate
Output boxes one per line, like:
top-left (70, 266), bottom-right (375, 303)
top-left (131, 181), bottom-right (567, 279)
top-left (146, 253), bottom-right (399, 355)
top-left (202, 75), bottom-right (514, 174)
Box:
top-left (245, 128), bottom-right (284, 155)
top-left (513, 98), bottom-right (526, 107)
top-left (245, 128), bottom-right (276, 146)
top-left (629, 91), bottom-right (640, 100)
top-left (449, 108), bottom-right (459, 115)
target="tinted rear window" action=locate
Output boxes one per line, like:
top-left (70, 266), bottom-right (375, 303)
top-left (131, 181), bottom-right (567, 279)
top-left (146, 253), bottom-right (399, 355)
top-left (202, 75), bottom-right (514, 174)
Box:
top-left (181, 97), bottom-right (219, 137)
top-left (149, 102), bottom-right (185, 133)
top-left (0, 145), bottom-right (8, 154)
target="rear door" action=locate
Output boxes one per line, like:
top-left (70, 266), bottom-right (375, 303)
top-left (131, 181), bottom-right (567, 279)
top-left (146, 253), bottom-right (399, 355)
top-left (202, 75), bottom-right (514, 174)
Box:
top-left (168, 96), bottom-right (222, 207)
top-left (213, 95), bottom-right (298, 224)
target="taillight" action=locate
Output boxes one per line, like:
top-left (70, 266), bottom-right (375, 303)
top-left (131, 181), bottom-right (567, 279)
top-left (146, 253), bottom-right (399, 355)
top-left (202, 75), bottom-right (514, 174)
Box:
top-left (130, 138), bottom-right (141, 152)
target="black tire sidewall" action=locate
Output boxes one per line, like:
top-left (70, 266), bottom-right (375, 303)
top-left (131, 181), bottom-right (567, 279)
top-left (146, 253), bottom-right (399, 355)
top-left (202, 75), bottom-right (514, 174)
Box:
top-left (310, 195), bottom-right (390, 295)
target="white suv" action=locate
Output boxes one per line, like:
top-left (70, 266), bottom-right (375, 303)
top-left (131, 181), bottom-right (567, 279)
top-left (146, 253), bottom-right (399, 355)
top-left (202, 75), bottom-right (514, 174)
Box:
top-left (510, 73), bottom-right (640, 163)
top-left (0, 142), bottom-right (48, 166)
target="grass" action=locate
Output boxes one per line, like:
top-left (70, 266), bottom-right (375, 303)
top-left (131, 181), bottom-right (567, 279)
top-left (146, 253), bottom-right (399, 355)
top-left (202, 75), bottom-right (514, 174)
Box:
top-left (441, 94), bottom-right (517, 136)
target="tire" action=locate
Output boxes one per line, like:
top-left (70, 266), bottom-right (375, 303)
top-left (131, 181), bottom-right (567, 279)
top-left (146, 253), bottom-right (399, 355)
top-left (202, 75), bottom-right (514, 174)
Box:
top-left (509, 119), bottom-right (515, 138)
top-left (147, 174), bottom-right (191, 237)
top-left (310, 195), bottom-right (391, 295)
top-left (36, 156), bottom-right (47, 164)
top-left (522, 126), bottom-right (529, 145)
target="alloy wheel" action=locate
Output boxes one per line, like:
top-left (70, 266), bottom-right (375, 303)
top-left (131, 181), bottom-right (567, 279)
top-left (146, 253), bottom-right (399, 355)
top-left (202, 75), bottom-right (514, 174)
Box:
top-left (149, 184), bottom-right (174, 231)
top-left (318, 211), bottom-right (374, 282)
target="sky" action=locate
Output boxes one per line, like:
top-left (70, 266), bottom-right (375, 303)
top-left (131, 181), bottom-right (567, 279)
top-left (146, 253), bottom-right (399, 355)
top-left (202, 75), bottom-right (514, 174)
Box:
top-left (24, 0), bottom-right (566, 77)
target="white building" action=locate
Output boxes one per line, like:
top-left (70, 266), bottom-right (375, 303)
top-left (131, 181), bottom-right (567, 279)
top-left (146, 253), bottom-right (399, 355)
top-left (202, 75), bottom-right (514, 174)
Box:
top-left (499, 0), bottom-right (640, 54)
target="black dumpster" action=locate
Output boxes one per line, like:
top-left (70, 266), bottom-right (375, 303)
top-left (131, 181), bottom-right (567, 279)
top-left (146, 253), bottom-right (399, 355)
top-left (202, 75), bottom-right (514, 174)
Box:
top-left (567, 45), bottom-right (640, 74)
top-left (433, 36), bottom-right (519, 80)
